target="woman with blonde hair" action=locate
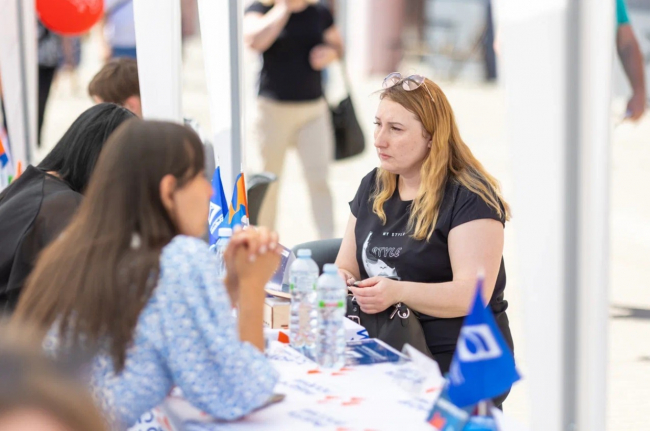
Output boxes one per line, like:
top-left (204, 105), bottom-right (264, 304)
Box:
top-left (244, 0), bottom-right (343, 239)
top-left (336, 73), bottom-right (514, 405)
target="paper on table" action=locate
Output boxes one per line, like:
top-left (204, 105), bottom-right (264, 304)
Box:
top-left (344, 315), bottom-right (370, 341)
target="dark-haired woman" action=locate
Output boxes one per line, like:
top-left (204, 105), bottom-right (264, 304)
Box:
top-left (0, 103), bottom-right (134, 313)
top-left (13, 120), bottom-right (280, 429)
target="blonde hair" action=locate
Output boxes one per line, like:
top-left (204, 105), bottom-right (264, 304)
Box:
top-left (372, 78), bottom-right (510, 241)
top-left (258, 0), bottom-right (318, 5)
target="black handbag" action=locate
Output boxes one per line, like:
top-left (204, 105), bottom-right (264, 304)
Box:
top-left (346, 295), bottom-right (433, 358)
top-left (329, 62), bottom-right (365, 160)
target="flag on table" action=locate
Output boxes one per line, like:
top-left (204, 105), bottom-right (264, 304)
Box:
top-left (228, 172), bottom-right (249, 228)
top-left (0, 138), bottom-right (8, 168)
top-left (0, 127), bottom-right (12, 191)
top-left (208, 167), bottom-right (229, 246)
top-left (446, 277), bottom-right (520, 408)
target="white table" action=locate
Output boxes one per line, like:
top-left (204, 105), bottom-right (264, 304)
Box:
top-left (165, 341), bottom-right (445, 431)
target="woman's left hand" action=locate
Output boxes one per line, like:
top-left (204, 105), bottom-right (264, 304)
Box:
top-left (309, 44), bottom-right (338, 70)
top-left (348, 277), bottom-right (403, 314)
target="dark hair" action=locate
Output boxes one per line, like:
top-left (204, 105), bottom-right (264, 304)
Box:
top-left (0, 324), bottom-right (108, 431)
top-left (88, 58), bottom-right (140, 105)
top-left (14, 121), bottom-right (205, 371)
top-left (37, 103), bottom-right (135, 193)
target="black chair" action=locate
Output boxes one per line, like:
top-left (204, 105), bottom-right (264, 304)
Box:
top-left (246, 172), bottom-right (277, 226)
top-left (291, 238), bottom-right (342, 274)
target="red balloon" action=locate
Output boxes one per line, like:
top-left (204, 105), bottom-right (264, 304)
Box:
top-left (37, 0), bottom-right (104, 36)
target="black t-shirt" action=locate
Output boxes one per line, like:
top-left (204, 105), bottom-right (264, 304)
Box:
top-left (245, 2), bottom-right (334, 101)
top-left (0, 166), bottom-right (82, 314)
top-left (350, 169), bottom-right (511, 355)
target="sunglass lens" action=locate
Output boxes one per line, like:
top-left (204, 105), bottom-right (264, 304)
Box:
top-left (402, 75), bottom-right (424, 91)
top-left (383, 72), bottom-right (402, 88)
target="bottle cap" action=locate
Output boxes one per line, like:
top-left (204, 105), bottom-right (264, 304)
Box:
top-left (323, 263), bottom-right (338, 273)
top-left (296, 249), bottom-right (312, 258)
top-left (218, 228), bottom-right (232, 237)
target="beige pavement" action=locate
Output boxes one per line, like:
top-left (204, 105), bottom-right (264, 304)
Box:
top-left (39, 34), bottom-right (650, 430)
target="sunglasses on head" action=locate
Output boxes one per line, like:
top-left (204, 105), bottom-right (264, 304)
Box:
top-left (382, 72), bottom-right (435, 103)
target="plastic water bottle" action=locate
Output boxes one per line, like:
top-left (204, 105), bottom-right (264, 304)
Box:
top-left (289, 249), bottom-right (319, 357)
top-left (316, 264), bottom-right (347, 369)
top-left (215, 227), bottom-right (232, 279)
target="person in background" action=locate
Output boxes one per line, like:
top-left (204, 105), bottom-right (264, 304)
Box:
top-left (102, 0), bottom-right (137, 61)
top-left (0, 104), bottom-right (134, 313)
top-left (13, 120), bottom-right (280, 429)
top-left (244, 0), bottom-right (344, 239)
top-left (0, 324), bottom-right (108, 431)
top-left (36, 22), bottom-right (78, 146)
top-left (616, 0), bottom-right (646, 121)
top-left (483, 0), bottom-right (497, 82)
top-left (88, 58), bottom-right (216, 176)
top-left (37, 20), bottom-right (63, 146)
top-left (335, 73), bottom-right (513, 406)
top-left (89, 58), bottom-right (142, 117)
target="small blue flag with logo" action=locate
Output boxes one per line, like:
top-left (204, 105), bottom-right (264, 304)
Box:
top-left (208, 167), bottom-right (229, 246)
top-left (447, 277), bottom-right (520, 408)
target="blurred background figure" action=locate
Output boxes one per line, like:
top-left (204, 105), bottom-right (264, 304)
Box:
top-left (244, 0), bottom-right (344, 240)
top-left (616, 0), bottom-right (646, 121)
top-left (0, 324), bottom-right (107, 431)
top-left (87, 58), bottom-right (216, 176)
top-left (37, 20), bottom-right (63, 147)
top-left (102, 0), bottom-right (137, 61)
top-left (0, 104), bottom-right (134, 313)
top-left (89, 58), bottom-right (142, 117)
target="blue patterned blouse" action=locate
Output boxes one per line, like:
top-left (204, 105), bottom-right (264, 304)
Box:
top-left (49, 235), bottom-right (278, 428)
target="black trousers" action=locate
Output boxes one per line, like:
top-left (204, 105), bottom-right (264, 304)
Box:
top-left (38, 65), bottom-right (57, 146)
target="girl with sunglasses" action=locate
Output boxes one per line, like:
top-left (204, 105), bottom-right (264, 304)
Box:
top-left (335, 74), bottom-right (514, 407)
top-left (13, 120), bottom-right (281, 428)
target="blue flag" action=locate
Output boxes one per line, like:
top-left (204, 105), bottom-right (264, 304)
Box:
top-left (208, 167), bottom-right (229, 246)
top-left (447, 277), bottom-right (520, 408)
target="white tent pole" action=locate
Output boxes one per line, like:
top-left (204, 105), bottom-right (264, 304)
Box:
top-left (498, 2), bottom-right (569, 427)
top-left (228, 0), bottom-right (243, 184)
top-left (497, 0), bottom-right (613, 428)
top-left (133, 0), bottom-right (183, 123)
top-left (197, 0), bottom-right (243, 194)
top-left (0, 0), bottom-right (37, 168)
top-left (574, 0), bottom-right (614, 429)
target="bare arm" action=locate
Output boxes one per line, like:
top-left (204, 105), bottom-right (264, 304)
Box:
top-left (309, 25), bottom-right (343, 70)
top-left (323, 25), bottom-right (344, 58)
top-left (243, 6), bottom-right (291, 53)
top-left (617, 24), bottom-right (646, 120)
top-left (350, 219), bottom-right (504, 318)
top-left (335, 213), bottom-right (361, 284)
